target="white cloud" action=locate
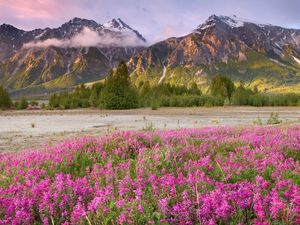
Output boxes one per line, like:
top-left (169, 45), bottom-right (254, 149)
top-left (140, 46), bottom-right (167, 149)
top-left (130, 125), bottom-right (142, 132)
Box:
top-left (23, 27), bottom-right (146, 48)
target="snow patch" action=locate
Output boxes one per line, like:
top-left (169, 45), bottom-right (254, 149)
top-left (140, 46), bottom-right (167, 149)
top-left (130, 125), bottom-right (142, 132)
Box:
top-left (66, 61), bottom-right (71, 74)
top-left (199, 24), bottom-right (215, 30)
top-left (158, 65), bottom-right (167, 84)
top-left (274, 42), bottom-right (282, 50)
top-left (269, 58), bottom-right (286, 67)
top-left (35, 30), bottom-right (47, 39)
top-left (219, 16), bottom-right (244, 28)
top-left (104, 18), bottom-right (127, 31)
top-left (292, 56), bottom-right (300, 65)
top-left (202, 15), bottom-right (273, 30)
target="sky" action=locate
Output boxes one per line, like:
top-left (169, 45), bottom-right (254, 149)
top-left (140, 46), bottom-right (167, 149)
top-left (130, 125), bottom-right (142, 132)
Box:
top-left (0, 0), bottom-right (300, 43)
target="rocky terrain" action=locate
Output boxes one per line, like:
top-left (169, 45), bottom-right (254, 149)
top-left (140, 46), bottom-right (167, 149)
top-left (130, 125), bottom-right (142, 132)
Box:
top-left (129, 15), bottom-right (300, 92)
top-left (1, 15), bottom-right (300, 96)
top-left (0, 18), bottom-right (146, 97)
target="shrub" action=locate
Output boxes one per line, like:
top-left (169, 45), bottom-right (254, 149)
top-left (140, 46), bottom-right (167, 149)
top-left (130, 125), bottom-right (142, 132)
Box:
top-left (15, 98), bottom-right (29, 110)
top-left (267, 112), bottom-right (282, 124)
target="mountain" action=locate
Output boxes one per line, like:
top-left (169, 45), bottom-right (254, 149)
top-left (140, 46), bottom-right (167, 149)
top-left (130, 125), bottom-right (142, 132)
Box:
top-left (129, 15), bottom-right (300, 93)
top-left (1, 15), bottom-right (300, 97)
top-left (0, 17), bottom-right (146, 97)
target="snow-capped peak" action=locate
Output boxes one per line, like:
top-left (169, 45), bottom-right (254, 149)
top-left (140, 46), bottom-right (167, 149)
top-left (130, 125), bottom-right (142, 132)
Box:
top-left (103, 18), bottom-right (146, 42)
top-left (104, 18), bottom-right (131, 31)
top-left (197, 14), bottom-right (271, 31)
top-left (218, 15), bottom-right (245, 28)
top-left (198, 15), bottom-right (245, 30)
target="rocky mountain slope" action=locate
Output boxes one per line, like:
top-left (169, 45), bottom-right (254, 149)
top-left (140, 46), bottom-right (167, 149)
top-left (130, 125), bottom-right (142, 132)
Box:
top-left (1, 15), bottom-right (300, 97)
top-left (0, 18), bottom-right (146, 97)
top-left (129, 15), bottom-right (300, 92)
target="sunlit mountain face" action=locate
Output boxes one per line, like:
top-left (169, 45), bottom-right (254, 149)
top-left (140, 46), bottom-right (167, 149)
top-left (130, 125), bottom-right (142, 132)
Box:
top-left (129, 15), bottom-right (300, 93)
top-left (0, 15), bottom-right (300, 97)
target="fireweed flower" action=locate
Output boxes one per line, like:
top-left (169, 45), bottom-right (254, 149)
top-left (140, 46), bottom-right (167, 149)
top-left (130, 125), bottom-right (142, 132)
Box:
top-left (0, 126), bottom-right (299, 224)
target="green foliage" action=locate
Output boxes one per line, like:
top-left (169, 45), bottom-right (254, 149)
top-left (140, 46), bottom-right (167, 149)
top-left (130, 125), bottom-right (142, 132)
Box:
top-left (253, 116), bottom-right (263, 125)
top-left (142, 122), bottom-right (155, 131)
top-left (0, 86), bottom-right (12, 109)
top-left (151, 101), bottom-right (159, 110)
top-left (231, 85), bottom-right (300, 107)
top-left (99, 62), bottom-right (139, 109)
top-left (15, 98), bottom-right (29, 110)
top-left (29, 100), bottom-right (39, 106)
top-left (49, 84), bottom-right (91, 109)
top-left (46, 61), bottom-right (300, 110)
top-left (89, 83), bottom-right (104, 107)
top-left (282, 170), bottom-right (300, 186)
top-left (210, 75), bottom-right (235, 100)
top-left (139, 81), bottom-right (203, 108)
top-left (267, 112), bottom-right (282, 125)
top-left (232, 85), bottom-right (254, 105)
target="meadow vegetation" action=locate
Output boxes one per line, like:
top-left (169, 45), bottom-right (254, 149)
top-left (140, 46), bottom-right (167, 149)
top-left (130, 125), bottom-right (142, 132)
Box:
top-left (0, 126), bottom-right (299, 224)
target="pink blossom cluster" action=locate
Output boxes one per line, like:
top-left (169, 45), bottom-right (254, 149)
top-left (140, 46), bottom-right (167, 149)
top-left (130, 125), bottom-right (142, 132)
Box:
top-left (0, 126), bottom-right (299, 224)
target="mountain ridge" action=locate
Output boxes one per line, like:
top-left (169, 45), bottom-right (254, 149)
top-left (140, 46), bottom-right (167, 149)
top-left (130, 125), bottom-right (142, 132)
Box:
top-left (0, 17), bottom-right (147, 97)
top-left (1, 15), bottom-right (300, 97)
top-left (128, 15), bottom-right (300, 93)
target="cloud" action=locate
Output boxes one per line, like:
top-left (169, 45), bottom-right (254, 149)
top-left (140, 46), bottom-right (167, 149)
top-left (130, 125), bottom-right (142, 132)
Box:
top-left (23, 27), bottom-right (146, 48)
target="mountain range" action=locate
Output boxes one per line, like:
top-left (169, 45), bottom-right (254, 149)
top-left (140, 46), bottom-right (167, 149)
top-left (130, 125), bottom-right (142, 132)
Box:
top-left (0, 15), bottom-right (300, 97)
top-left (0, 18), bottom-right (146, 97)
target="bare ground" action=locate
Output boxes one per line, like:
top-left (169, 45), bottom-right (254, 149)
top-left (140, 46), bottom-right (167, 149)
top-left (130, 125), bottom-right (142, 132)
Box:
top-left (1, 106), bottom-right (300, 152)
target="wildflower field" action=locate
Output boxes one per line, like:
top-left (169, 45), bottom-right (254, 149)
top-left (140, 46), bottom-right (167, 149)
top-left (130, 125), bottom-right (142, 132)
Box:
top-left (0, 126), bottom-right (299, 225)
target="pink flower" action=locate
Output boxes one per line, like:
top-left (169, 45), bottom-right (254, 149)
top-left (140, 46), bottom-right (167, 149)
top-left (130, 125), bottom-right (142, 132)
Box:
top-left (117, 200), bottom-right (124, 209)
top-left (270, 190), bottom-right (286, 220)
top-left (256, 175), bottom-right (269, 189)
top-left (71, 203), bottom-right (86, 223)
top-left (138, 204), bottom-right (144, 213)
top-left (117, 212), bottom-right (127, 224)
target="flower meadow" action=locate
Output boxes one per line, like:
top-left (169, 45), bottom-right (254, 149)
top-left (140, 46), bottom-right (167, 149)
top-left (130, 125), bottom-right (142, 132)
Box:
top-left (0, 126), bottom-right (299, 225)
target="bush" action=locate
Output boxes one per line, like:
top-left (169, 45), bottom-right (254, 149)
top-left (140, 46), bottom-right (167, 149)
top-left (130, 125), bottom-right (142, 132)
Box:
top-left (49, 85), bottom-right (92, 109)
top-left (151, 101), bottom-right (159, 110)
top-left (15, 98), bottom-right (28, 110)
top-left (29, 100), bottom-right (39, 106)
top-left (267, 112), bottom-right (282, 125)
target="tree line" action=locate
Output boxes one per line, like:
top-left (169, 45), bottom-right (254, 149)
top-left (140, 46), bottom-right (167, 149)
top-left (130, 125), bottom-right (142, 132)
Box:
top-left (49, 62), bottom-right (300, 109)
top-left (2, 62), bottom-right (300, 110)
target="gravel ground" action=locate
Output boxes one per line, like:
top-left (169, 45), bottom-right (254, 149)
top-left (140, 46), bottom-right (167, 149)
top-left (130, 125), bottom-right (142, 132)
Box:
top-left (1, 106), bottom-right (300, 152)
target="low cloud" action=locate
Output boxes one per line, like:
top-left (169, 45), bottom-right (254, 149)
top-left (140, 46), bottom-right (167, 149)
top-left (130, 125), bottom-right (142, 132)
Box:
top-left (23, 27), bottom-right (146, 48)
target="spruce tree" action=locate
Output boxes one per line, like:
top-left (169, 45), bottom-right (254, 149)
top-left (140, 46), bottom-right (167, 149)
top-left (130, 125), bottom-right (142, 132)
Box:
top-left (99, 62), bottom-right (138, 109)
top-left (210, 75), bottom-right (235, 100)
top-left (0, 86), bottom-right (12, 109)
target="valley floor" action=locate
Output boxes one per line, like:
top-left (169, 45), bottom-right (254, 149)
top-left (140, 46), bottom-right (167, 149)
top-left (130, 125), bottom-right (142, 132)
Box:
top-left (1, 106), bottom-right (300, 152)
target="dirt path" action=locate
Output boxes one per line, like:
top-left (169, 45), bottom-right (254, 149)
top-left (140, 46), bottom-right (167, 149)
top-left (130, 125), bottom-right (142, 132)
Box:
top-left (1, 107), bottom-right (300, 152)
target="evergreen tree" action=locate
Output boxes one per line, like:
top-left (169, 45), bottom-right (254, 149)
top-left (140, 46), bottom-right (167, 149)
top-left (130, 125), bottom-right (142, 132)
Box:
top-left (232, 85), bottom-right (253, 105)
top-left (89, 83), bottom-right (103, 107)
top-left (189, 82), bottom-right (202, 95)
top-left (99, 62), bottom-right (139, 109)
top-left (0, 86), bottom-right (12, 109)
top-left (210, 75), bottom-right (235, 100)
